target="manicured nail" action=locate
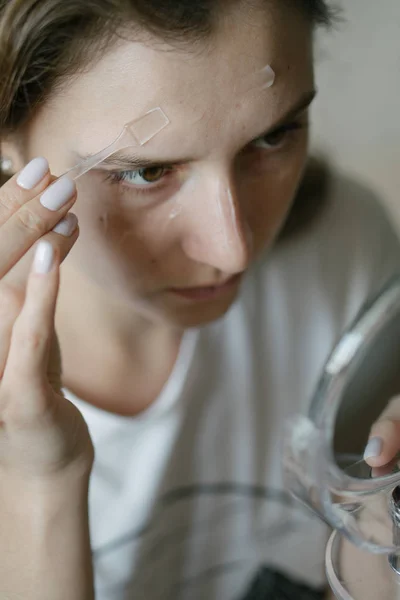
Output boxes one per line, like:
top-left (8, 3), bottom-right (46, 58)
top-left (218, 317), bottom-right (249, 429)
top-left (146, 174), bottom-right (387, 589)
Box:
top-left (364, 437), bottom-right (383, 461)
top-left (16, 157), bottom-right (49, 190)
top-left (52, 213), bottom-right (78, 237)
top-left (40, 176), bottom-right (76, 211)
top-left (33, 240), bottom-right (54, 274)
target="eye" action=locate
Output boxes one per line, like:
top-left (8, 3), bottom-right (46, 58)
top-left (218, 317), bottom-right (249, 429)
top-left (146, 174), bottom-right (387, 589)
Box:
top-left (252, 122), bottom-right (304, 150)
top-left (103, 163), bottom-right (176, 198)
top-left (116, 166), bottom-right (169, 186)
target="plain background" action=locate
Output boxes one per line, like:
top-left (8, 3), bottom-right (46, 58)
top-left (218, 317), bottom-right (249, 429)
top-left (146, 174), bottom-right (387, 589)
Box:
top-left (311, 0), bottom-right (400, 226)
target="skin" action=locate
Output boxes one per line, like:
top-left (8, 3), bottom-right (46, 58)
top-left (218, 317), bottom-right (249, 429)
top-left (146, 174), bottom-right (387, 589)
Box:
top-left (4, 1), bottom-right (315, 416)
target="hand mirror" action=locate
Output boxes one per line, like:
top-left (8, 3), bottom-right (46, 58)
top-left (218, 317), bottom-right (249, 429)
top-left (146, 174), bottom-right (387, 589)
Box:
top-left (283, 275), bottom-right (400, 599)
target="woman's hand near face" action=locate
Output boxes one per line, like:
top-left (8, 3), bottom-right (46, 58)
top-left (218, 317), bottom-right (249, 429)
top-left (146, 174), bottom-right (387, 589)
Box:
top-left (0, 158), bottom-right (94, 599)
top-left (0, 157), bottom-right (93, 478)
top-left (364, 397), bottom-right (400, 477)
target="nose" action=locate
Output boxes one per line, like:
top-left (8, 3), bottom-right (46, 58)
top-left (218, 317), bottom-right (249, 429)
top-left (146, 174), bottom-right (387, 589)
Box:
top-left (181, 170), bottom-right (253, 274)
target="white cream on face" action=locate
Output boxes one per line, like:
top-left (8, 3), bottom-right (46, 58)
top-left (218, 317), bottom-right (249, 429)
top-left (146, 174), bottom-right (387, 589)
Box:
top-left (25, 1), bottom-right (314, 326)
top-left (213, 180), bottom-right (254, 266)
top-left (257, 64), bottom-right (276, 89)
top-left (168, 204), bottom-right (182, 221)
top-left (236, 64), bottom-right (276, 95)
top-left (215, 180), bottom-right (239, 250)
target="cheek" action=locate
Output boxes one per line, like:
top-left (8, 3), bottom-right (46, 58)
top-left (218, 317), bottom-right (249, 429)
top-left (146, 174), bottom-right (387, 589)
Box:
top-left (69, 177), bottom-right (178, 285)
top-left (75, 177), bottom-right (149, 246)
top-left (241, 146), bottom-right (308, 252)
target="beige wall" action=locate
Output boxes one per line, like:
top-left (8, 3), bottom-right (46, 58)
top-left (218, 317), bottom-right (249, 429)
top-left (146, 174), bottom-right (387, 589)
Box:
top-left (310, 0), bottom-right (400, 225)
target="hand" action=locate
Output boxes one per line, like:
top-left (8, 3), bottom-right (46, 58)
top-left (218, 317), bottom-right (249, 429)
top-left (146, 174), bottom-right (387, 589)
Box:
top-left (364, 397), bottom-right (400, 477)
top-left (0, 157), bottom-right (94, 484)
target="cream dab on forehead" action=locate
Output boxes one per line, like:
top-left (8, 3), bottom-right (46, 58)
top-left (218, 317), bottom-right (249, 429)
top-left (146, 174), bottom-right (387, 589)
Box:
top-left (66, 60), bottom-right (276, 180)
top-left (255, 65), bottom-right (276, 90)
top-left (235, 64), bottom-right (276, 95)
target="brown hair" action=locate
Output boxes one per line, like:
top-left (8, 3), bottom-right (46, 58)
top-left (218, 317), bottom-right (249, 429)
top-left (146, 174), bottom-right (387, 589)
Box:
top-left (0, 0), bottom-right (333, 134)
top-left (0, 0), bottom-right (334, 233)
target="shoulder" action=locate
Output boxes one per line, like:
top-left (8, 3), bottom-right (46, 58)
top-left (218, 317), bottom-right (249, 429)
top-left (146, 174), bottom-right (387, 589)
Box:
top-left (311, 173), bottom-right (398, 252)
top-left (280, 169), bottom-right (398, 255)
top-left (272, 172), bottom-right (400, 308)
top-left (280, 158), bottom-right (397, 252)
top-left (240, 171), bottom-right (400, 348)
top-left (232, 172), bottom-right (400, 408)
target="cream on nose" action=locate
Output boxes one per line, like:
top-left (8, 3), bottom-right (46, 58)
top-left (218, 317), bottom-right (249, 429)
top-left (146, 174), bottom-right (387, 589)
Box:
top-left (215, 180), bottom-right (252, 262)
top-left (181, 174), bottom-right (253, 273)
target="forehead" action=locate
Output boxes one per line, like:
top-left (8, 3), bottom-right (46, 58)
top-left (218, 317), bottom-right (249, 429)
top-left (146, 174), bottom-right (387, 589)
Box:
top-left (36, 2), bottom-right (313, 157)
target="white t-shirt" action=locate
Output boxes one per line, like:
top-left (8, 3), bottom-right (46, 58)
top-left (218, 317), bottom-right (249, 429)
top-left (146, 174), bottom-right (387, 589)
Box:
top-left (65, 173), bottom-right (400, 600)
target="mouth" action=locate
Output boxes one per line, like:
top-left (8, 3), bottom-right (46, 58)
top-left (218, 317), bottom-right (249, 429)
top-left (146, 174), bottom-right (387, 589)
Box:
top-left (168, 274), bottom-right (242, 302)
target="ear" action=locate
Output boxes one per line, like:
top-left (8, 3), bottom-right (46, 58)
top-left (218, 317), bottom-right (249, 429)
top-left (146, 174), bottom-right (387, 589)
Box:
top-left (1, 138), bottom-right (25, 174)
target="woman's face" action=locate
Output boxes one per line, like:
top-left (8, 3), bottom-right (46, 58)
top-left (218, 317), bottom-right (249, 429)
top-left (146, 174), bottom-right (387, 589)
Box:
top-left (25, 2), bottom-right (314, 327)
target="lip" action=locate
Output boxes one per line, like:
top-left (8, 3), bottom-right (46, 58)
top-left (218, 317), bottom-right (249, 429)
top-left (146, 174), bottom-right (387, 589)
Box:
top-left (168, 274), bottom-right (242, 301)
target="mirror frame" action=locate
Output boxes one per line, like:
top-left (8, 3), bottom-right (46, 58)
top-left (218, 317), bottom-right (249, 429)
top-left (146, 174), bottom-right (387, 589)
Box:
top-left (284, 275), bottom-right (400, 553)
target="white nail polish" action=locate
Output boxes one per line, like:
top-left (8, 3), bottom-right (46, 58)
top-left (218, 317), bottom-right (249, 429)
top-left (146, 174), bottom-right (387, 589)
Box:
top-left (33, 240), bottom-right (54, 274)
top-left (17, 157), bottom-right (49, 190)
top-left (40, 176), bottom-right (76, 211)
top-left (52, 213), bottom-right (78, 237)
top-left (364, 437), bottom-right (383, 460)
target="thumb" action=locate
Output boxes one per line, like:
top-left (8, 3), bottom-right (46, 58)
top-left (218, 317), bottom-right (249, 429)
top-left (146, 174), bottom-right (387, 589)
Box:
top-left (47, 333), bottom-right (63, 395)
top-left (364, 396), bottom-right (400, 468)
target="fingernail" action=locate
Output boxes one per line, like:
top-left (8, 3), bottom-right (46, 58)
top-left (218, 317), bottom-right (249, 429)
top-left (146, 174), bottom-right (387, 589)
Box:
top-left (40, 176), bottom-right (76, 211)
top-left (364, 437), bottom-right (383, 460)
top-left (52, 213), bottom-right (78, 237)
top-left (16, 157), bottom-right (49, 190)
top-left (33, 240), bottom-right (54, 274)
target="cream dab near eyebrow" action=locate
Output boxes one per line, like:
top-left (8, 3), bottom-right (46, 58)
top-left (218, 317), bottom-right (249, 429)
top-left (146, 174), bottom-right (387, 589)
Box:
top-left (68, 66), bottom-right (277, 176)
top-left (75, 88), bottom-right (316, 172)
top-left (64, 107), bottom-right (171, 181)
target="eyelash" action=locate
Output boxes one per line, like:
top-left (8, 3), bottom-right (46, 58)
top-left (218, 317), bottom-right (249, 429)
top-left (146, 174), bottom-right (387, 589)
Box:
top-left (104, 119), bottom-right (306, 193)
top-left (103, 167), bottom-right (173, 195)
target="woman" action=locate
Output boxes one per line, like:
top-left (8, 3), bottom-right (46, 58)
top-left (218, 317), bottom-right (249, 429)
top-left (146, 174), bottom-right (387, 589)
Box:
top-left (0, 1), bottom-right (398, 598)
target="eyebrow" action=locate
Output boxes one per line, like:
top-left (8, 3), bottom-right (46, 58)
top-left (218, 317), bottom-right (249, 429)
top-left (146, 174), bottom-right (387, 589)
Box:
top-left (79, 89), bottom-right (317, 171)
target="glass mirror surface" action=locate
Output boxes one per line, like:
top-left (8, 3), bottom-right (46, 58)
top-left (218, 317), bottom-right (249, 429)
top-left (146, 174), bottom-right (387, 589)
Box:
top-left (333, 287), bottom-right (400, 479)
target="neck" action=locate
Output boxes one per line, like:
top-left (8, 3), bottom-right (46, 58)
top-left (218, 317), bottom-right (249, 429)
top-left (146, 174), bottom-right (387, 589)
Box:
top-left (55, 264), bottom-right (183, 416)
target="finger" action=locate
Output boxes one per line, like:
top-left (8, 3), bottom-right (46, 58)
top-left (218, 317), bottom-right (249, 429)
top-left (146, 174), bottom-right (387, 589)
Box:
top-left (371, 456), bottom-right (399, 478)
top-left (0, 215), bottom-right (79, 382)
top-left (0, 169), bottom-right (76, 279)
top-left (1, 240), bottom-right (58, 420)
top-left (3, 212), bottom-right (80, 288)
top-left (47, 333), bottom-right (63, 395)
top-left (364, 420), bottom-right (400, 467)
top-left (0, 157), bottom-right (51, 225)
top-left (364, 396), bottom-right (400, 467)
top-left (0, 285), bottom-right (22, 382)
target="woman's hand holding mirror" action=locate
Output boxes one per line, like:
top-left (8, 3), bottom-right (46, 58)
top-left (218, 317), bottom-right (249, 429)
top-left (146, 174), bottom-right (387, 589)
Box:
top-left (364, 398), bottom-right (400, 478)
